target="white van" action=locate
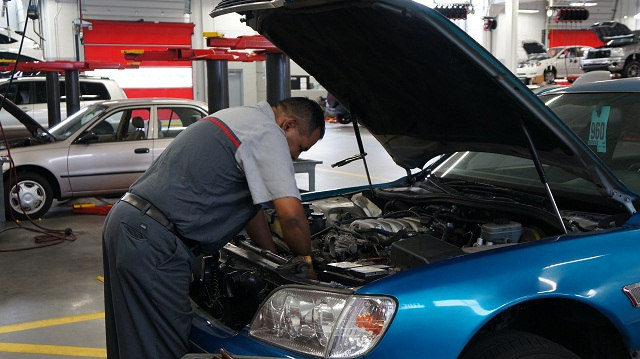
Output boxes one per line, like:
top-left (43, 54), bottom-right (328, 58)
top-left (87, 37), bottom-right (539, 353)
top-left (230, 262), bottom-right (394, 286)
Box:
top-left (0, 76), bottom-right (127, 138)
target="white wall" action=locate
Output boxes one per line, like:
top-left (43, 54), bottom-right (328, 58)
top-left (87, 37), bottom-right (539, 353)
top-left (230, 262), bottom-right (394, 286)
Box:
top-left (493, 12), bottom-right (546, 64)
top-left (40, 0), bottom-right (77, 60)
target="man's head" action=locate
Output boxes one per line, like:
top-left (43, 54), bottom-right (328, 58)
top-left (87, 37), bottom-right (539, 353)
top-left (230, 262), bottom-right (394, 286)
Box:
top-left (273, 97), bottom-right (326, 160)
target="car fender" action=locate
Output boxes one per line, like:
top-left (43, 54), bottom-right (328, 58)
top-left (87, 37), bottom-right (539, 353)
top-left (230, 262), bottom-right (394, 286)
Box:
top-left (2, 146), bottom-right (70, 198)
top-left (357, 227), bottom-right (640, 358)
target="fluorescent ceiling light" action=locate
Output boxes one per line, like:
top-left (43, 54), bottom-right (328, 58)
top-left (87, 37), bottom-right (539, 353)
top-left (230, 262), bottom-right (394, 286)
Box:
top-left (569, 2), bottom-right (598, 6)
top-left (518, 9), bottom-right (540, 13)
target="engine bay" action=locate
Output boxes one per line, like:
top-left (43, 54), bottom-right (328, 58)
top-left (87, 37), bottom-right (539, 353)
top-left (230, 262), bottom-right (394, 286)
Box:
top-left (190, 177), bottom-right (627, 330)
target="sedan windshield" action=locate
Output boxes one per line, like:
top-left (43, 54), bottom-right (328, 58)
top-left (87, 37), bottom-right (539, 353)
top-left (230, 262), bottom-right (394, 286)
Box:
top-left (540, 92), bottom-right (640, 194)
top-left (48, 105), bottom-right (108, 140)
top-left (432, 151), bottom-right (602, 197)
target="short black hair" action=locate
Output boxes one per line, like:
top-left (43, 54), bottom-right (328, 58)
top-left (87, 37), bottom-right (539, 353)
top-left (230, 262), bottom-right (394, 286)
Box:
top-left (277, 97), bottom-right (326, 139)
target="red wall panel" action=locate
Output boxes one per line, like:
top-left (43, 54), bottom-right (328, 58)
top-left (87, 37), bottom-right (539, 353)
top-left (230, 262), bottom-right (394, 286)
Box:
top-left (548, 30), bottom-right (604, 48)
top-left (83, 20), bottom-right (194, 99)
top-left (123, 88), bottom-right (193, 99)
top-left (84, 20), bottom-right (194, 66)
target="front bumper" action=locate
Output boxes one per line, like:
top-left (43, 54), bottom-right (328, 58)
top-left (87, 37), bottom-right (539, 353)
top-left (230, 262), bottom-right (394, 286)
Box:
top-left (189, 308), bottom-right (315, 359)
top-left (581, 57), bottom-right (624, 73)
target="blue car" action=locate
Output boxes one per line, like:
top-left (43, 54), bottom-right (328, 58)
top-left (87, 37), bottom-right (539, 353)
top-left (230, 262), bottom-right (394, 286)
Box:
top-left (188, 1), bottom-right (640, 358)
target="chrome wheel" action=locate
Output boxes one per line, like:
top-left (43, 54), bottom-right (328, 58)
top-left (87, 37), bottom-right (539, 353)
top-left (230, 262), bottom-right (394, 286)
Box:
top-left (544, 70), bottom-right (556, 83)
top-left (6, 172), bottom-right (53, 219)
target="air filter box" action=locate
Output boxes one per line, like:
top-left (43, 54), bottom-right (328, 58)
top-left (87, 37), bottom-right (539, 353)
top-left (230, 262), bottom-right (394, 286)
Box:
top-left (390, 234), bottom-right (464, 270)
top-left (481, 221), bottom-right (522, 244)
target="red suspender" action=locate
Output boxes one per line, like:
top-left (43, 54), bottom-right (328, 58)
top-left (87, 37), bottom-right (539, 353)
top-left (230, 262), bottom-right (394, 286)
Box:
top-left (204, 117), bottom-right (240, 148)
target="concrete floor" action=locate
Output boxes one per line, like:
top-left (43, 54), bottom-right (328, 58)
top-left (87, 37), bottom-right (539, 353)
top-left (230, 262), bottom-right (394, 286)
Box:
top-left (0, 122), bottom-right (406, 358)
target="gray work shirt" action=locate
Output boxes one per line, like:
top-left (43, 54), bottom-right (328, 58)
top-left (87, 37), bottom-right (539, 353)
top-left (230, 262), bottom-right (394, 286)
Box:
top-left (131, 101), bottom-right (299, 246)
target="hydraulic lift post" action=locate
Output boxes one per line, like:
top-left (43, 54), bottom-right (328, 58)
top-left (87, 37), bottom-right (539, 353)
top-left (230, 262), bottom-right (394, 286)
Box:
top-left (45, 72), bottom-right (61, 127)
top-left (206, 59), bottom-right (229, 114)
top-left (65, 69), bottom-right (81, 117)
top-left (266, 52), bottom-right (291, 106)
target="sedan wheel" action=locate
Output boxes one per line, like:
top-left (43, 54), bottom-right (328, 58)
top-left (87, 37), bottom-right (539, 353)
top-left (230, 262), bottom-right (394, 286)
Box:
top-left (544, 70), bottom-right (556, 83)
top-left (460, 330), bottom-right (579, 359)
top-left (6, 172), bottom-right (53, 220)
top-left (623, 60), bottom-right (640, 78)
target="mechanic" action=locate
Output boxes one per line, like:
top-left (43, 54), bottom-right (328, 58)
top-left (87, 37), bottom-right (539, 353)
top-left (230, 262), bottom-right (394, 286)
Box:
top-left (102, 97), bottom-right (325, 358)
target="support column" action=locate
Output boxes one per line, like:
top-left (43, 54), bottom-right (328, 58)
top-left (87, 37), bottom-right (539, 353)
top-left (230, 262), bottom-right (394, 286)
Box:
top-left (65, 69), bottom-right (80, 117)
top-left (206, 59), bottom-right (229, 114)
top-left (45, 72), bottom-right (61, 127)
top-left (266, 53), bottom-right (290, 106)
top-left (505, 0), bottom-right (519, 73)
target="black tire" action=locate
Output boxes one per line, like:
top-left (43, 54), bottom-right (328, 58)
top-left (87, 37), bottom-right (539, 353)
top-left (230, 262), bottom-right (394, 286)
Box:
top-left (5, 171), bottom-right (53, 220)
top-left (460, 330), bottom-right (580, 359)
top-left (337, 113), bottom-right (351, 124)
top-left (623, 59), bottom-right (640, 78)
top-left (543, 70), bottom-right (556, 84)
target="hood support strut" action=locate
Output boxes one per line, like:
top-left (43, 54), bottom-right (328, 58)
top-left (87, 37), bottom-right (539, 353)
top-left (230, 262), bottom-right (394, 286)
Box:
top-left (330, 113), bottom-right (373, 189)
top-left (352, 115), bottom-right (373, 189)
top-left (520, 118), bottom-right (567, 234)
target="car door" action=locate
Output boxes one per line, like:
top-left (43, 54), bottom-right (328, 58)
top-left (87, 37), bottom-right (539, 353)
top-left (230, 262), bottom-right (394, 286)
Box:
top-left (66, 106), bottom-right (153, 195)
top-left (565, 47), bottom-right (586, 77)
top-left (554, 49), bottom-right (571, 78)
top-left (0, 80), bottom-right (34, 131)
top-left (152, 105), bottom-right (206, 160)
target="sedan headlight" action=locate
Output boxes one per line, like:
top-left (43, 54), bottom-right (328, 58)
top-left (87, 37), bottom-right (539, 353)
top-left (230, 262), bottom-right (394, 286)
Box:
top-left (611, 47), bottom-right (625, 57)
top-left (250, 286), bottom-right (396, 358)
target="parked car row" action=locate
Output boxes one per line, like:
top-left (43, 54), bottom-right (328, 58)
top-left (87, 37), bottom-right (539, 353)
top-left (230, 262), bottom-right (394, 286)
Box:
top-left (1, 98), bottom-right (207, 219)
top-left (516, 42), bottom-right (592, 85)
top-left (518, 21), bottom-right (640, 86)
top-left (0, 75), bottom-right (127, 139)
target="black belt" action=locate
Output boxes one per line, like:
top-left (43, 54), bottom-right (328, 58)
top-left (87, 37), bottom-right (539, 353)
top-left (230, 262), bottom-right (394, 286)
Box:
top-left (120, 192), bottom-right (175, 232)
top-left (120, 192), bottom-right (201, 254)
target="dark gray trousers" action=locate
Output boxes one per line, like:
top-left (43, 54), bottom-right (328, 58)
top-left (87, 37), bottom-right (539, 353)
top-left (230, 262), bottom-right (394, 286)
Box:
top-left (102, 201), bottom-right (195, 358)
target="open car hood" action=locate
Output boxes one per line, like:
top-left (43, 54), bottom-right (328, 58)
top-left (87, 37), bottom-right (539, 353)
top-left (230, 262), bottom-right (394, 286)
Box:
top-left (212, 0), bottom-right (636, 205)
top-left (590, 21), bottom-right (634, 42)
top-left (522, 41), bottom-right (546, 55)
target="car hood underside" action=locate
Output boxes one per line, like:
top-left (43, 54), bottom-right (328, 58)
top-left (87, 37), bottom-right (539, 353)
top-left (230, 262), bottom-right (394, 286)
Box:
top-left (213, 0), bottom-right (636, 204)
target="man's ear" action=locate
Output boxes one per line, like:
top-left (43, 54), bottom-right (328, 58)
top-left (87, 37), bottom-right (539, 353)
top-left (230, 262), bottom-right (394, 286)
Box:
top-left (281, 116), bottom-right (298, 131)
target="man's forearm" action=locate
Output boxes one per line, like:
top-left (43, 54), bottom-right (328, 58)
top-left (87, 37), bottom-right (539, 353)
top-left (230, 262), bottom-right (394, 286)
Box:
top-left (245, 209), bottom-right (277, 253)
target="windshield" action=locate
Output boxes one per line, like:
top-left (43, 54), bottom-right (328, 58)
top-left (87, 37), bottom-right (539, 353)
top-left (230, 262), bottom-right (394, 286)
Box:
top-left (547, 47), bottom-right (563, 57)
top-left (48, 105), bottom-right (108, 140)
top-left (540, 92), bottom-right (640, 194)
top-left (607, 37), bottom-right (635, 46)
top-left (432, 151), bottom-right (603, 196)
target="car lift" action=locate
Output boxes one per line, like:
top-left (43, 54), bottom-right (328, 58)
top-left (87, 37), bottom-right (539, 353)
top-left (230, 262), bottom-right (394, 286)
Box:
top-left (123, 33), bottom-right (292, 113)
top-left (0, 60), bottom-right (138, 128)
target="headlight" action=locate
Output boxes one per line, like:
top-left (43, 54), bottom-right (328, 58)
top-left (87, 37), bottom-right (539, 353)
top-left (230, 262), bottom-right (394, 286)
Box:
top-left (535, 62), bottom-right (542, 67)
top-left (611, 47), bottom-right (625, 57)
top-left (250, 286), bottom-right (396, 358)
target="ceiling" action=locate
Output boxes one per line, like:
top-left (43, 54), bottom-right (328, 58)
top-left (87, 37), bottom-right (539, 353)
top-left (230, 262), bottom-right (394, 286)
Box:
top-left (491, 0), bottom-right (638, 29)
top-left (78, 0), bottom-right (639, 30)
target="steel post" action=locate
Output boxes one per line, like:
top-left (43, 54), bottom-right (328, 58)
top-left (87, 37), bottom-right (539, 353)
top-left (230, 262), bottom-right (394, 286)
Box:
top-left (65, 69), bottom-right (80, 116)
top-left (206, 59), bottom-right (229, 114)
top-left (45, 71), bottom-right (61, 127)
top-left (266, 53), bottom-right (291, 106)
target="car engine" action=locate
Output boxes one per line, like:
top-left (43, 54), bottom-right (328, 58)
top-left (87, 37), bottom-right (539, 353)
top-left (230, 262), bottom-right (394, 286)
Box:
top-left (190, 181), bottom-right (624, 330)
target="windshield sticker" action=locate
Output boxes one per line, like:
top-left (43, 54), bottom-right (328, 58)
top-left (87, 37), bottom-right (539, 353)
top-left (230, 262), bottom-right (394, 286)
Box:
top-left (588, 106), bottom-right (610, 153)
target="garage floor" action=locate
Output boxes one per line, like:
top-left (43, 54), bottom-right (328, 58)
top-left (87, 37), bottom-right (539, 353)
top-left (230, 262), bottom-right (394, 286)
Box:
top-left (0, 122), bottom-right (406, 358)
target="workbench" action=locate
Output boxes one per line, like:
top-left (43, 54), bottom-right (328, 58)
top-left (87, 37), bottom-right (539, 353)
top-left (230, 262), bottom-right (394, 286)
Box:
top-left (293, 158), bottom-right (322, 192)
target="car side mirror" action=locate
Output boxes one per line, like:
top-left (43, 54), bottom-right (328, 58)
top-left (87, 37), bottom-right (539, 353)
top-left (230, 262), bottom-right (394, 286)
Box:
top-left (75, 131), bottom-right (99, 144)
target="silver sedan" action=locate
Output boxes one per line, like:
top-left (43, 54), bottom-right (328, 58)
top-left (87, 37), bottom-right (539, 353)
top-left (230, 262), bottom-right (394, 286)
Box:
top-left (2, 98), bottom-right (208, 219)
